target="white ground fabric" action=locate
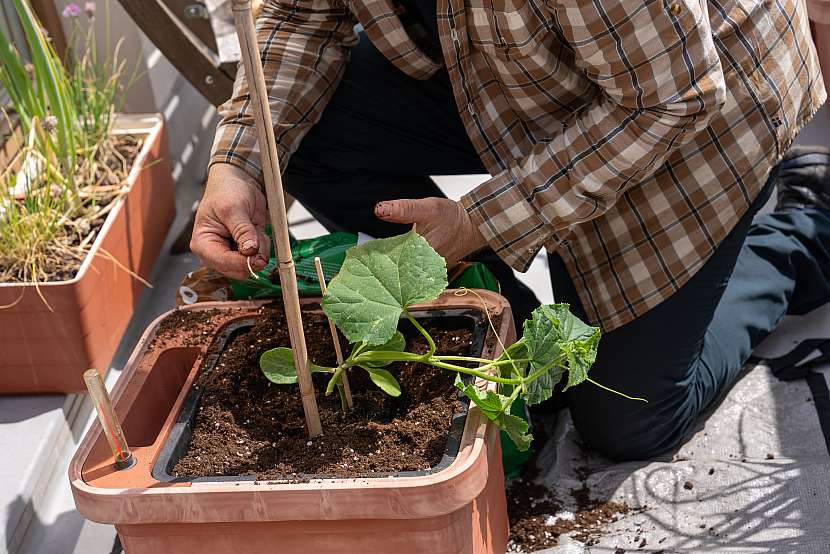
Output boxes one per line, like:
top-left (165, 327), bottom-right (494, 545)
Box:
top-left (530, 306), bottom-right (830, 553)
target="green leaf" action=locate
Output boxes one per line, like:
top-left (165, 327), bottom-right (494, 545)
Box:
top-left (360, 366), bottom-right (402, 396)
top-left (521, 304), bottom-right (600, 405)
top-left (260, 348), bottom-right (333, 384)
top-left (360, 331), bottom-right (406, 368)
top-left (497, 412), bottom-right (533, 452)
top-left (454, 378), bottom-right (532, 451)
top-left (455, 379), bottom-right (510, 419)
top-left (321, 231), bottom-right (448, 346)
top-left (495, 341), bottom-right (529, 381)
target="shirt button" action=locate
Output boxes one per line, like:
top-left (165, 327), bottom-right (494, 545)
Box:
top-left (669, 3), bottom-right (682, 15)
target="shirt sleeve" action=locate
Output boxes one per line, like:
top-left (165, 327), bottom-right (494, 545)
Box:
top-left (209, 0), bottom-right (358, 182)
top-left (460, 0), bottom-right (726, 272)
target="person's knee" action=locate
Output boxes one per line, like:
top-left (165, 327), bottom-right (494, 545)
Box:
top-left (569, 401), bottom-right (689, 461)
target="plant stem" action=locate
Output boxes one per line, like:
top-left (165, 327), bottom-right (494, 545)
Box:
top-left (523, 354), bottom-right (567, 384)
top-left (425, 360), bottom-right (522, 385)
top-left (433, 355), bottom-right (530, 364)
top-left (585, 377), bottom-right (648, 402)
top-left (337, 382), bottom-right (348, 413)
top-left (405, 310), bottom-right (435, 357)
top-left (351, 351), bottom-right (424, 364)
top-left (326, 365), bottom-right (346, 396)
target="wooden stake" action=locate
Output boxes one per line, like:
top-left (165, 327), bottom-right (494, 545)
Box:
top-left (231, 0), bottom-right (321, 437)
top-left (314, 256), bottom-right (353, 409)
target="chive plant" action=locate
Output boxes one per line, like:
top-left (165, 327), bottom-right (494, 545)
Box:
top-left (0, 1), bottom-right (139, 285)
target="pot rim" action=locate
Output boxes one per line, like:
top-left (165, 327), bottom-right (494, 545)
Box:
top-left (69, 290), bottom-right (515, 523)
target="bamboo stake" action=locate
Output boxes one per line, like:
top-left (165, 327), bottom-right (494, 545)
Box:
top-left (314, 256), bottom-right (353, 409)
top-left (83, 369), bottom-right (134, 470)
top-left (231, 0), bottom-right (322, 436)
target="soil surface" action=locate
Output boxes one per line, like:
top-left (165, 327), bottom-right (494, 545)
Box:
top-left (172, 305), bottom-right (478, 480)
top-left (506, 432), bottom-right (647, 552)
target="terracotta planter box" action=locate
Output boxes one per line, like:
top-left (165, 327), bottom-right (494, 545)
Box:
top-left (69, 291), bottom-right (515, 553)
top-left (0, 114), bottom-right (175, 394)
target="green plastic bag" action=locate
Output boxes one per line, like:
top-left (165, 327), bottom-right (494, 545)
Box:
top-left (230, 230), bottom-right (532, 477)
top-left (230, 232), bottom-right (358, 299)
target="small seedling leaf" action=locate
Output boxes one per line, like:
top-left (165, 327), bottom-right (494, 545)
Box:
top-left (522, 304), bottom-right (600, 405)
top-left (454, 378), bottom-right (532, 450)
top-left (321, 231), bottom-right (447, 346)
top-left (260, 347), bottom-right (333, 384)
top-left (454, 379), bottom-right (510, 419)
top-left (360, 366), bottom-right (402, 396)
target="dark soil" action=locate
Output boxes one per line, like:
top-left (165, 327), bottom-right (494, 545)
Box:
top-left (507, 432), bottom-right (646, 552)
top-left (150, 307), bottom-right (226, 350)
top-left (172, 305), bottom-right (478, 480)
top-left (508, 477), bottom-right (642, 552)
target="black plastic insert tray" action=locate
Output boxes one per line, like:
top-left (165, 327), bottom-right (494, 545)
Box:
top-left (152, 308), bottom-right (487, 483)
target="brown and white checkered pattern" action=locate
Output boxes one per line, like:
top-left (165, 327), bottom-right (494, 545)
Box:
top-left (211, 0), bottom-right (825, 331)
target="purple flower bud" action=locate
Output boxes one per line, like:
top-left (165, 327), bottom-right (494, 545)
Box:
top-left (62, 3), bottom-right (82, 18)
top-left (43, 115), bottom-right (58, 133)
top-left (84, 2), bottom-right (96, 17)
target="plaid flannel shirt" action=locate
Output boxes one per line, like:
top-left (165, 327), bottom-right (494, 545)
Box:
top-left (211, 0), bottom-right (825, 331)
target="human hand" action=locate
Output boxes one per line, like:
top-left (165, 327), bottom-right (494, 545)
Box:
top-left (190, 163), bottom-right (270, 281)
top-left (374, 197), bottom-right (487, 267)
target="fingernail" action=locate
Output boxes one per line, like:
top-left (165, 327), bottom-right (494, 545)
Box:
top-left (241, 240), bottom-right (255, 253)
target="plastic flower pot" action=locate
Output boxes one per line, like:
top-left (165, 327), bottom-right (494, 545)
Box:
top-left (69, 291), bottom-right (514, 553)
top-left (0, 114), bottom-right (175, 394)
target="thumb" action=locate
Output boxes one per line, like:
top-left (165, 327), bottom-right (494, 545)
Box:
top-left (374, 198), bottom-right (430, 224)
top-left (225, 209), bottom-right (260, 256)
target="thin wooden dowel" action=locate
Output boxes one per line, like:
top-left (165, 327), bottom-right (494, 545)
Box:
top-left (231, 0), bottom-right (321, 437)
top-left (314, 256), bottom-right (353, 409)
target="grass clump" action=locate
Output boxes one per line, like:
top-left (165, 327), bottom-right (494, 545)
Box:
top-left (0, 0), bottom-right (141, 286)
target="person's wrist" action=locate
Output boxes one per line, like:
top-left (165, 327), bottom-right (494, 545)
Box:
top-left (207, 162), bottom-right (262, 192)
top-left (458, 201), bottom-right (488, 259)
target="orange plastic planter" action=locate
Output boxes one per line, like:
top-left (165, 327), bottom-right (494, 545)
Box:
top-left (0, 114), bottom-right (175, 394)
top-left (69, 292), bottom-right (514, 553)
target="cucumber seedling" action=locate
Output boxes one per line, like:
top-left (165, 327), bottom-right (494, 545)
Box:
top-left (260, 231), bottom-right (643, 450)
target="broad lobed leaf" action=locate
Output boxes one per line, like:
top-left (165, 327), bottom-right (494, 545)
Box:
top-left (521, 304), bottom-right (600, 405)
top-left (321, 231), bottom-right (447, 346)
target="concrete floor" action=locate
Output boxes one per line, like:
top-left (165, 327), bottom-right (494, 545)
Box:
top-left (1, 109), bottom-right (829, 554)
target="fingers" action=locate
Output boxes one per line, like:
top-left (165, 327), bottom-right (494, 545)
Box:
top-left (224, 208), bottom-right (261, 257)
top-left (255, 226), bottom-right (270, 265)
top-left (190, 218), bottom-right (267, 281)
top-left (191, 232), bottom-right (254, 281)
top-left (374, 198), bottom-right (434, 224)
